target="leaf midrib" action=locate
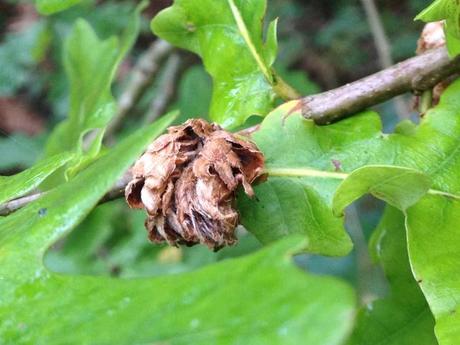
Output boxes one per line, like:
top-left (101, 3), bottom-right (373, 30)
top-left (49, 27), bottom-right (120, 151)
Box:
top-left (265, 167), bottom-right (460, 200)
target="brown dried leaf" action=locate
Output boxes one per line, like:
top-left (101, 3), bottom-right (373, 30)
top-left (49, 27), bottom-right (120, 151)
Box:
top-left (125, 119), bottom-right (265, 250)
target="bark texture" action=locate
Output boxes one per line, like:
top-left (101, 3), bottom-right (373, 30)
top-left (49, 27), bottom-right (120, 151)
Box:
top-left (302, 47), bottom-right (460, 124)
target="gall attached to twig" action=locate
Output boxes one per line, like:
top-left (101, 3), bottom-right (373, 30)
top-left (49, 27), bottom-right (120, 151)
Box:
top-left (125, 119), bottom-right (264, 250)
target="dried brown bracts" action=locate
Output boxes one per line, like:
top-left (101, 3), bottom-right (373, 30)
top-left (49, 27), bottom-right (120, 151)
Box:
top-left (125, 119), bottom-right (264, 250)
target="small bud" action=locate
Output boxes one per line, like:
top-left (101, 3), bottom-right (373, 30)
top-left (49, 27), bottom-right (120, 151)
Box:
top-left (416, 21), bottom-right (445, 55)
top-left (125, 119), bottom-right (264, 250)
top-left (415, 21), bottom-right (454, 109)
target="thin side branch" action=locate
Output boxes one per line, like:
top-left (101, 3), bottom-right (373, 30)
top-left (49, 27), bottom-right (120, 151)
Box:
top-left (0, 174), bottom-right (131, 217)
top-left (302, 47), bottom-right (460, 124)
top-left (0, 192), bottom-right (44, 216)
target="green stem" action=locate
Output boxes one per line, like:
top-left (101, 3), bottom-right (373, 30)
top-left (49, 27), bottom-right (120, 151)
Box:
top-left (272, 73), bottom-right (301, 100)
top-left (419, 90), bottom-right (433, 114)
top-left (427, 189), bottom-right (460, 201)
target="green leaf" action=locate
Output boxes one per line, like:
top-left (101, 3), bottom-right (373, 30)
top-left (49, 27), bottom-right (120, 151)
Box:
top-left (35, 0), bottom-right (82, 15)
top-left (44, 3), bottom-right (146, 184)
top-left (332, 166), bottom-right (432, 215)
top-left (0, 111), bottom-right (356, 344)
top-left (238, 175), bottom-right (353, 256)
top-left (44, 19), bottom-right (118, 156)
top-left (239, 78), bottom-right (460, 258)
top-left (151, 0), bottom-right (286, 129)
top-left (1, 234), bottom-right (355, 345)
top-left (0, 112), bottom-right (176, 269)
top-left (238, 101), bottom-right (383, 256)
top-left (406, 195), bottom-right (460, 344)
top-left (0, 153), bottom-right (73, 205)
top-left (348, 206), bottom-right (437, 345)
top-left (416, 0), bottom-right (460, 57)
top-left (176, 65), bottom-right (212, 124)
top-left (0, 121), bottom-right (355, 344)
top-left (238, 80), bottom-right (460, 343)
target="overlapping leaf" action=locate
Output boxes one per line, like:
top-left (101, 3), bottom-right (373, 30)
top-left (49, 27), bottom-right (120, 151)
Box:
top-left (348, 206), bottom-right (437, 345)
top-left (151, 0), bottom-right (295, 129)
top-left (0, 113), bottom-right (355, 344)
top-left (238, 80), bottom-right (460, 343)
top-left (239, 79), bottom-right (460, 254)
top-left (406, 195), bottom-right (460, 344)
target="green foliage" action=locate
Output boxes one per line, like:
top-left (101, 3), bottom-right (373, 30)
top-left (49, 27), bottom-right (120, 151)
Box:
top-left (43, 3), bottom-right (145, 185)
top-left (0, 152), bottom-right (72, 205)
top-left (416, 0), bottom-right (460, 57)
top-left (0, 116), bottom-right (355, 344)
top-left (0, 113), bottom-right (175, 340)
top-left (332, 166), bottom-right (431, 214)
top-left (3, 1), bottom-right (460, 343)
top-left (151, 0), bottom-right (297, 129)
top-left (237, 79), bottom-right (460, 344)
top-left (406, 196), bottom-right (460, 343)
top-left (175, 66), bottom-right (212, 124)
top-left (348, 206), bottom-right (437, 345)
top-left (35, 0), bottom-right (82, 15)
top-left (1, 234), bottom-right (355, 344)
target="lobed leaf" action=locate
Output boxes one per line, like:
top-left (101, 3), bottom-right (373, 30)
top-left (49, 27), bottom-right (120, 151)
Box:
top-left (151, 0), bottom-right (281, 129)
top-left (238, 102), bottom-right (382, 256)
top-left (43, 3), bottom-right (146, 185)
top-left (0, 111), bottom-right (355, 344)
top-left (238, 79), bottom-right (460, 344)
top-left (1, 236), bottom-right (355, 345)
top-left (239, 79), bottom-right (460, 260)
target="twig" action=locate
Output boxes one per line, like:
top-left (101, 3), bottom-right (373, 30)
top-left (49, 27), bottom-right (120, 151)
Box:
top-left (302, 47), bottom-right (460, 124)
top-left (2, 48), bottom-right (460, 215)
top-left (0, 192), bottom-right (44, 216)
top-left (105, 40), bottom-right (174, 138)
top-left (144, 53), bottom-right (183, 124)
top-left (0, 173), bottom-right (131, 217)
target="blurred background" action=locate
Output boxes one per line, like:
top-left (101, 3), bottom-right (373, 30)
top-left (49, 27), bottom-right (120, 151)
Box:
top-left (0, 0), bottom-right (428, 303)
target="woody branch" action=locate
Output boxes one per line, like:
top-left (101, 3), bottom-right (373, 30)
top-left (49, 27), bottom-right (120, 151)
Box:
top-left (1, 46), bottom-right (460, 216)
